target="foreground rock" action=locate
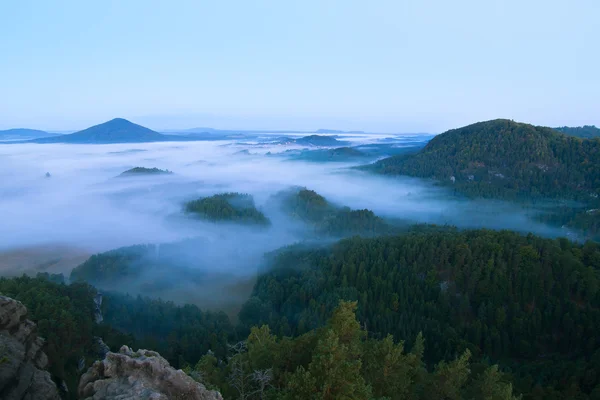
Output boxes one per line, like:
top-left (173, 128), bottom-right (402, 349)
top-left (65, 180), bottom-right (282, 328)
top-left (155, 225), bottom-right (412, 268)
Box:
top-left (78, 346), bottom-right (223, 400)
top-left (0, 295), bottom-right (60, 400)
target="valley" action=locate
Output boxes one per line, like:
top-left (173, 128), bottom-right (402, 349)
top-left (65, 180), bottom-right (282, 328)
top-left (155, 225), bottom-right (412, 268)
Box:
top-left (0, 119), bottom-right (599, 399)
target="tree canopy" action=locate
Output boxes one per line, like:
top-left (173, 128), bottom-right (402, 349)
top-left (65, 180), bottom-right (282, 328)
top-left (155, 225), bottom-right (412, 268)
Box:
top-left (185, 192), bottom-right (271, 225)
top-left (555, 125), bottom-right (600, 139)
top-left (239, 229), bottom-right (600, 398)
top-left (370, 119), bottom-right (600, 201)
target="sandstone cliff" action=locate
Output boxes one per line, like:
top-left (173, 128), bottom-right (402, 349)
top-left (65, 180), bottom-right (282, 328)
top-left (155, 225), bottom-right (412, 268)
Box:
top-left (78, 346), bottom-right (223, 400)
top-left (0, 295), bottom-right (60, 400)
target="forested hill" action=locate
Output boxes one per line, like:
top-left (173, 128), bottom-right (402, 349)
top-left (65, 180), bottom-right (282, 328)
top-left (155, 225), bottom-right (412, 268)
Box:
top-left (276, 187), bottom-right (391, 236)
top-left (555, 125), bottom-right (600, 139)
top-left (185, 192), bottom-right (270, 225)
top-left (118, 167), bottom-right (173, 176)
top-left (5, 228), bottom-right (600, 398)
top-left (370, 119), bottom-right (600, 200)
top-left (240, 229), bottom-right (600, 398)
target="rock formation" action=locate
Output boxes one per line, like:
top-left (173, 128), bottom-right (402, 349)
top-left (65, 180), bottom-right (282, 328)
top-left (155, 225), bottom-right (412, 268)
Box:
top-left (93, 293), bottom-right (103, 324)
top-left (0, 295), bottom-right (60, 400)
top-left (78, 346), bottom-right (223, 400)
top-left (93, 336), bottom-right (110, 359)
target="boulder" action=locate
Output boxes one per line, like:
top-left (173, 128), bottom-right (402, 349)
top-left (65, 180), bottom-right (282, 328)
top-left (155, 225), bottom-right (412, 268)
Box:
top-left (78, 346), bottom-right (222, 400)
top-left (0, 295), bottom-right (60, 400)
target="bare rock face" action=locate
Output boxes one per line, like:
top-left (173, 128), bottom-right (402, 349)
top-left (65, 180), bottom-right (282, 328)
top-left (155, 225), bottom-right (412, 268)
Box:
top-left (0, 295), bottom-right (60, 400)
top-left (78, 346), bottom-right (223, 400)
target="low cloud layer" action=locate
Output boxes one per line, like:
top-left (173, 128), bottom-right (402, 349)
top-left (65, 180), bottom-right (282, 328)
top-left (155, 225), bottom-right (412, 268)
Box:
top-left (0, 134), bottom-right (570, 309)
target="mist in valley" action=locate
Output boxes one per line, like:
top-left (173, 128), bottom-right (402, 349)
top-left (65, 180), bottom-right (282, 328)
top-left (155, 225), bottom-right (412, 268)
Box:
top-left (0, 133), bottom-right (573, 313)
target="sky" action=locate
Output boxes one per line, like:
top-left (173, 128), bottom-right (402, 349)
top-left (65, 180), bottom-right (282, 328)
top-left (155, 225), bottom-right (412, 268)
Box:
top-left (0, 0), bottom-right (598, 132)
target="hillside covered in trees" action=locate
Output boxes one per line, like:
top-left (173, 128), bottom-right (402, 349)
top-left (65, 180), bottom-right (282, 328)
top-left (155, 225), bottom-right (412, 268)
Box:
top-left (369, 119), bottom-right (600, 201)
top-left (276, 187), bottom-right (392, 236)
top-left (101, 292), bottom-right (234, 367)
top-left (294, 134), bottom-right (349, 146)
top-left (118, 166), bottom-right (173, 176)
top-left (0, 274), bottom-right (235, 398)
top-left (281, 146), bottom-right (370, 162)
top-left (70, 244), bottom-right (152, 285)
top-left (192, 301), bottom-right (521, 400)
top-left (69, 239), bottom-right (227, 295)
top-left (240, 229), bottom-right (600, 399)
top-left (3, 226), bottom-right (600, 398)
top-left (185, 192), bottom-right (270, 225)
top-left (0, 275), bottom-right (135, 398)
top-left (555, 125), bottom-right (600, 139)
top-left (0, 273), bottom-right (523, 400)
top-left (68, 189), bottom-right (392, 294)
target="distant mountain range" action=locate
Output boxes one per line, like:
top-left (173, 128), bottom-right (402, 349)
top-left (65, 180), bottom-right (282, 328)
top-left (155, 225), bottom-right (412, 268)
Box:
top-left (3, 118), bottom-right (596, 146)
top-left (0, 128), bottom-right (61, 141)
top-left (166, 127), bottom-right (365, 135)
top-left (32, 118), bottom-right (173, 144)
top-left (294, 135), bottom-right (349, 146)
top-left (315, 128), bottom-right (365, 134)
top-left (0, 118), bottom-right (358, 145)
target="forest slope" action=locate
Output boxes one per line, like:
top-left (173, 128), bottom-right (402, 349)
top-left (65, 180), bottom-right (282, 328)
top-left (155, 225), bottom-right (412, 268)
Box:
top-left (555, 125), bottom-right (600, 139)
top-left (370, 119), bottom-right (600, 200)
top-left (241, 229), bottom-right (600, 398)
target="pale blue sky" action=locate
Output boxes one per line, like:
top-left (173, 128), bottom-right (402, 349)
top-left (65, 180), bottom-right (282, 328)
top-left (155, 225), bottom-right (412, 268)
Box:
top-left (0, 0), bottom-right (597, 132)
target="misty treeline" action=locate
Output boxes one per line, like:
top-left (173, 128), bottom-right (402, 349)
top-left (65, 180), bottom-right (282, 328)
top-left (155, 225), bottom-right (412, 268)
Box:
top-left (0, 275), bottom-right (135, 398)
top-left (118, 166), bottom-right (173, 176)
top-left (70, 244), bottom-right (150, 283)
top-left (181, 189), bottom-right (392, 234)
top-left (0, 274), bottom-right (234, 399)
top-left (534, 205), bottom-right (600, 242)
top-left (68, 188), bottom-right (396, 286)
top-left (3, 227), bottom-right (600, 399)
top-left (369, 119), bottom-right (600, 239)
top-left (370, 119), bottom-right (600, 201)
top-left (555, 125), bottom-right (600, 139)
top-left (185, 192), bottom-right (271, 226)
top-left (276, 188), bottom-right (392, 236)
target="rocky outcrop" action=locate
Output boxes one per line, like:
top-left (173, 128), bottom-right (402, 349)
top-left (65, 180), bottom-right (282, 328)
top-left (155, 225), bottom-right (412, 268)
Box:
top-left (93, 293), bottom-right (103, 324)
top-left (0, 295), bottom-right (60, 400)
top-left (93, 336), bottom-right (110, 359)
top-left (78, 346), bottom-right (223, 400)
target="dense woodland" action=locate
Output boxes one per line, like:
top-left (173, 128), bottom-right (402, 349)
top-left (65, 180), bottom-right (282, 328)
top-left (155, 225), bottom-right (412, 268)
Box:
top-left (0, 274), bottom-right (523, 400)
top-left (101, 292), bottom-right (234, 367)
top-left (533, 205), bottom-right (600, 242)
top-left (555, 125), bottom-right (600, 139)
top-left (70, 244), bottom-right (151, 284)
top-left (4, 121), bottom-right (600, 399)
top-left (0, 275), bottom-right (232, 398)
top-left (370, 119), bottom-right (600, 201)
top-left (369, 119), bottom-right (600, 238)
top-left (0, 275), bottom-right (134, 398)
top-left (191, 301), bottom-right (521, 400)
top-left (278, 188), bottom-right (392, 236)
top-left (239, 230), bottom-right (600, 399)
top-left (185, 192), bottom-right (271, 225)
top-left (2, 226), bottom-right (600, 398)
